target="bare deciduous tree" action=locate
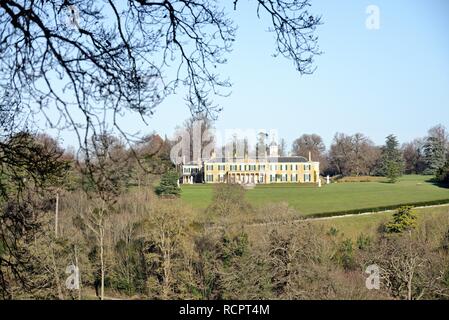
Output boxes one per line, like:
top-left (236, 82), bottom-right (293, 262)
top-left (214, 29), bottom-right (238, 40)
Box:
top-left (402, 139), bottom-right (426, 174)
top-left (328, 133), bottom-right (380, 176)
top-left (1, 0), bottom-right (322, 154)
top-left (78, 203), bottom-right (109, 300)
top-left (143, 201), bottom-right (194, 299)
top-left (291, 133), bottom-right (325, 161)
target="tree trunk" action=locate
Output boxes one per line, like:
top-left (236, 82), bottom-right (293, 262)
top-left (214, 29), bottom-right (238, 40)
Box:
top-left (55, 192), bottom-right (59, 238)
top-left (407, 271), bottom-right (413, 300)
top-left (74, 245), bottom-right (82, 300)
top-left (51, 248), bottom-right (64, 300)
top-left (407, 230), bottom-right (413, 300)
top-left (162, 249), bottom-right (171, 299)
top-left (161, 232), bottom-right (171, 300)
top-left (100, 228), bottom-right (105, 301)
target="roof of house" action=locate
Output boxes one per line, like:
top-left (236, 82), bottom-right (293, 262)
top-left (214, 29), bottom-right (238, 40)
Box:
top-left (203, 156), bottom-right (310, 163)
top-left (274, 156), bottom-right (309, 163)
top-left (183, 162), bottom-right (202, 166)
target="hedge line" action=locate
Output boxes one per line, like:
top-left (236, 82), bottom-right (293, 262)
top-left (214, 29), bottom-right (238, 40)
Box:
top-left (305, 198), bottom-right (449, 219)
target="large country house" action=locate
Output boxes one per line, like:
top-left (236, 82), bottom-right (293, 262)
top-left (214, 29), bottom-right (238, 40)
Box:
top-left (180, 142), bottom-right (320, 185)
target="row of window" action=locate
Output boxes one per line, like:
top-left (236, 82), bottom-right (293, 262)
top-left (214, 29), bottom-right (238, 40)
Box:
top-left (204, 164), bottom-right (312, 172)
top-left (268, 174), bottom-right (302, 182)
top-left (270, 174), bottom-right (311, 182)
top-left (228, 175), bottom-right (263, 183)
top-left (205, 174), bottom-right (312, 183)
top-left (206, 174), bottom-right (228, 182)
top-left (228, 164), bottom-right (263, 171)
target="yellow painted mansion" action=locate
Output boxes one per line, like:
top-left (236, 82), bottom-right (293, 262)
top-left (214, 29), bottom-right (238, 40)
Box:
top-left (181, 143), bottom-right (320, 185)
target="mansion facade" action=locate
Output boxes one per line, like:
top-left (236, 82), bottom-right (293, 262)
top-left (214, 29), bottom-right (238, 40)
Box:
top-left (180, 143), bottom-right (320, 185)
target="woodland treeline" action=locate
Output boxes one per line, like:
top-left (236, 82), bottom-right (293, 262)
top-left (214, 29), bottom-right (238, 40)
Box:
top-left (177, 118), bottom-right (449, 182)
top-left (2, 0), bottom-right (448, 301)
top-left (33, 186), bottom-right (449, 300)
top-left (290, 124), bottom-right (449, 181)
top-left (1, 120), bottom-right (449, 300)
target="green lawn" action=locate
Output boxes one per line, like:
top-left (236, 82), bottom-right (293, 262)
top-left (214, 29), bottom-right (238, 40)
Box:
top-left (313, 205), bottom-right (449, 239)
top-left (181, 175), bottom-right (449, 216)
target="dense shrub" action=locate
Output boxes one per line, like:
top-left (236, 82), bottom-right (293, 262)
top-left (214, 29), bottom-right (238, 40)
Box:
top-left (337, 176), bottom-right (384, 183)
top-left (384, 206), bottom-right (417, 233)
top-left (436, 160), bottom-right (449, 184)
top-left (154, 171), bottom-right (181, 197)
top-left (335, 238), bottom-right (356, 271)
top-left (205, 184), bottom-right (253, 220)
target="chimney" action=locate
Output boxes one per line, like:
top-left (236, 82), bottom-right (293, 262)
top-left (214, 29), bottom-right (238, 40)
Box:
top-left (308, 151), bottom-right (312, 162)
top-left (269, 142), bottom-right (279, 157)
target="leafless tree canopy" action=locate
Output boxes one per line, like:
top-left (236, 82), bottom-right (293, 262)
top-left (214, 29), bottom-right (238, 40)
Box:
top-left (0, 0), bottom-right (322, 148)
top-left (291, 133), bottom-right (325, 160)
top-left (0, 3), bottom-right (322, 290)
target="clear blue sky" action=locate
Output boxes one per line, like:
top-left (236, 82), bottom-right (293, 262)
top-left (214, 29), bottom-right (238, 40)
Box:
top-left (57, 0), bottom-right (449, 149)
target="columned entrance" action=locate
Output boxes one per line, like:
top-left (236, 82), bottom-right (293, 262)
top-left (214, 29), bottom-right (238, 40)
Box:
top-left (226, 172), bottom-right (267, 184)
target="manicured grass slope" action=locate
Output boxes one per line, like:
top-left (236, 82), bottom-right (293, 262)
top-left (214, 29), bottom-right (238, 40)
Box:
top-left (314, 205), bottom-right (449, 239)
top-left (181, 175), bottom-right (449, 216)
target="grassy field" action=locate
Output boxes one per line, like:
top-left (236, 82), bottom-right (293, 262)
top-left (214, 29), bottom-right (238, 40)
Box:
top-left (313, 205), bottom-right (449, 239)
top-left (243, 205), bottom-right (449, 244)
top-left (181, 175), bottom-right (449, 216)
